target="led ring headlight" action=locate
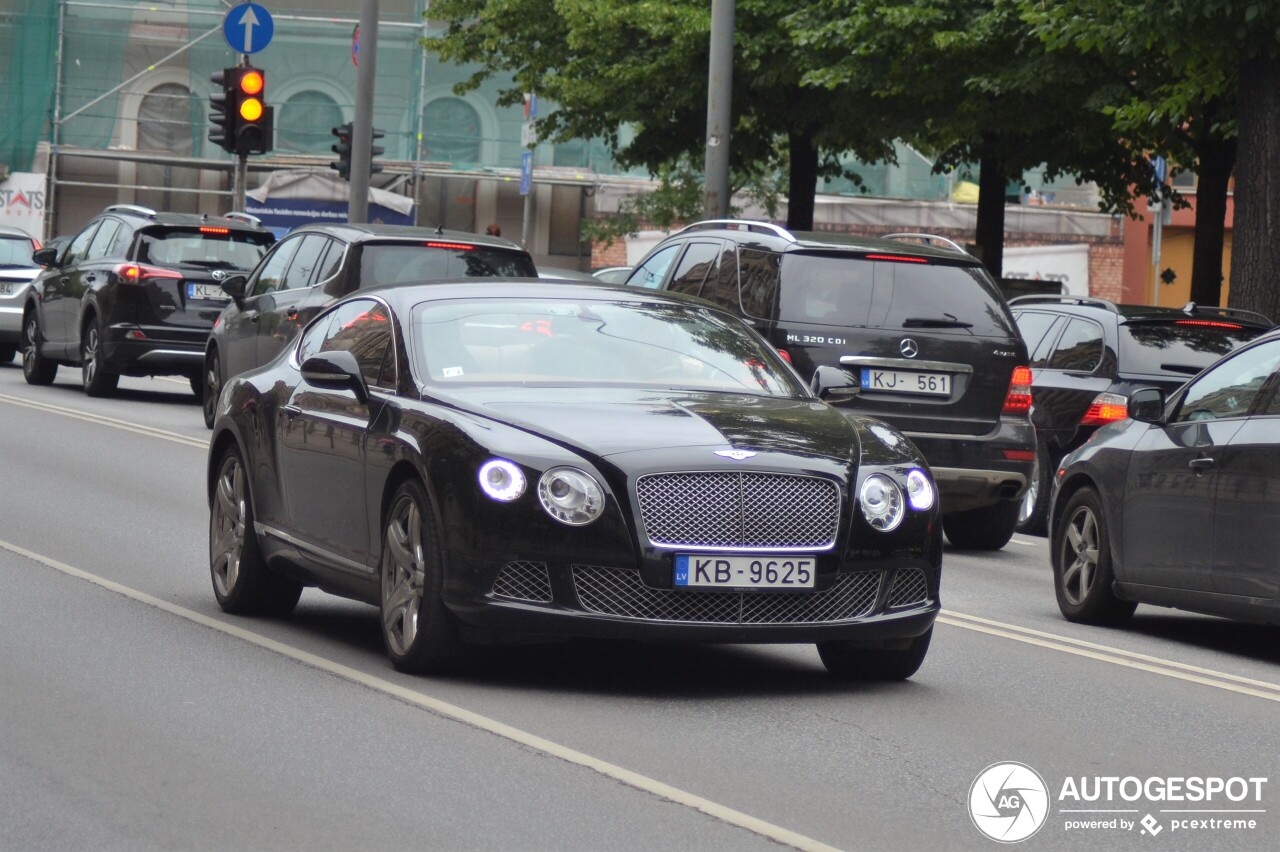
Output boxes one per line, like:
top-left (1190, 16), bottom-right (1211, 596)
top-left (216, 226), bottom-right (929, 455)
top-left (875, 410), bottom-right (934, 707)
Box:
top-left (538, 467), bottom-right (605, 526)
top-left (906, 468), bottom-right (935, 511)
top-left (860, 473), bottom-right (905, 532)
top-left (478, 458), bottom-right (526, 502)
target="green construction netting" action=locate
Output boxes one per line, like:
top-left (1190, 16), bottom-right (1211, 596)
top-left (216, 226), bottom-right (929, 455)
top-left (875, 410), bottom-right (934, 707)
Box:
top-left (0, 0), bottom-right (58, 172)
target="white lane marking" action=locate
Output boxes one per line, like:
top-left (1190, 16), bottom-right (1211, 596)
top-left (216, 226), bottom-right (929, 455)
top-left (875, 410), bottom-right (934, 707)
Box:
top-left (0, 391), bottom-right (206, 449)
top-left (1006, 536), bottom-right (1039, 547)
top-left (0, 536), bottom-right (840, 852)
top-left (938, 610), bottom-right (1280, 703)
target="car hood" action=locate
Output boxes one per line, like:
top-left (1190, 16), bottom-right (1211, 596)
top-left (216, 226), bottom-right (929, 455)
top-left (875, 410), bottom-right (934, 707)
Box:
top-left (434, 386), bottom-right (862, 461)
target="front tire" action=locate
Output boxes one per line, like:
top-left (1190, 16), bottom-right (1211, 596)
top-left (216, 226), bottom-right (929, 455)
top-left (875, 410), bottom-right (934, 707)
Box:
top-left (81, 316), bottom-right (119, 397)
top-left (209, 447), bottom-right (302, 616)
top-left (202, 349), bottom-right (221, 429)
top-left (818, 628), bottom-right (932, 681)
top-left (379, 479), bottom-right (464, 673)
top-left (21, 313), bottom-right (57, 385)
top-left (1051, 486), bottom-right (1135, 625)
top-left (943, 500), bottom-right (1019, 550)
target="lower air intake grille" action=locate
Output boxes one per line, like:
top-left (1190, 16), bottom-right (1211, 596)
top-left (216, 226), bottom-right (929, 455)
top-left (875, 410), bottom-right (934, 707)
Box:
top-left (571, 566), bottom-right (882, 624)
top-left (885, 568), bottom-right (929, 609)
top-left (490, 560), bottom-right (554, 603)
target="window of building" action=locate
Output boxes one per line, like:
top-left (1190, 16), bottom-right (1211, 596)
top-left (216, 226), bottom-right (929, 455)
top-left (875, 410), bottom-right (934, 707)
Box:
top-left (278, 90), bottom-right (345, 153)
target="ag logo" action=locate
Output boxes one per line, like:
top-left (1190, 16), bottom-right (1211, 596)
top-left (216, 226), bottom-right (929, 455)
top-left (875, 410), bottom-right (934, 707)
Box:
top-left (969, 761), bottom-right (1050, 843)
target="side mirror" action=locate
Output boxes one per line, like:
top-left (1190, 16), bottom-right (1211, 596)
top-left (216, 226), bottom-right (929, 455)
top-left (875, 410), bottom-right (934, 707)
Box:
top-left (32, 246), bottom-right (61, 268)
top-left (300, 350), bottom-right (369, 404)
top-left (1128, 387), bottom-right (1165, 424)
top-left (220, 274), bottom-right (248, 305)
top-left (811, 365), bottom-right (861, 401)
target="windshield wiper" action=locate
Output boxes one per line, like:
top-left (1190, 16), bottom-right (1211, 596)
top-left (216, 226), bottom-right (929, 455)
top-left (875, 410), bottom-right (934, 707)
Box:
top-left (902, 314), bottom-right (973, 329)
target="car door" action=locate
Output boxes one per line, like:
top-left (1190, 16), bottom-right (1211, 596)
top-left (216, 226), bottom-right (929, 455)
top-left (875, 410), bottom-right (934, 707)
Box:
top-left (73, 218), bottom-right (126, 344)
top-left (222, 236), bottom-right (301, 380)
top-left (278, 298), bottom-right (393, 570)
top-left (42, 222), bottom-right (100, 350)
top-left (1025, 316), bottom-right (1111, 460)
top-left (1209, 340), bottom-right (1280, 598)
top-left (1121, 341), bottom-right (1280, 591)
top-left (256, 234), bottom-right (333, 367)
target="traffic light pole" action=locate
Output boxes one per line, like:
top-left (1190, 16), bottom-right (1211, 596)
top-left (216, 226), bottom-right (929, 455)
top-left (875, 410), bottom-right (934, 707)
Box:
top-left (703, 0), bottom-right (734, 218)
top-left (349, 0), bottom-right (380, 224)
top-left (233, 152), bottom-right (248, 212)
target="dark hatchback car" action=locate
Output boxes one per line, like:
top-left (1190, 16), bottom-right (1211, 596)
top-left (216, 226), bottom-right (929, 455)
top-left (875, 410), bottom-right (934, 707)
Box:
top-left (625, 220), bottom-right (1034, 551)
top-left (202, 223), bottom-right (536, 427)
top-left (1009, 296), bottom-right (1271, 533)
top-left (1049, 329), bottom-right (1280, 627)
top-left (207, 280), bottom-right (942, 680)
top-left (21, 205), bottom-right (275, 396)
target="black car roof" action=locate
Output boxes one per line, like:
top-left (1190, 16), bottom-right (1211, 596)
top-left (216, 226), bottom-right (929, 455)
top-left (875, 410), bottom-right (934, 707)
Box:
top-left (1009, 294), bottom-right (1273, 329)
top-left (96, 204), bottom-right (270, 233)
top-left (669, 219), bottom-right (978, 263)
top-left (282, 222), bottom-right (525, 252)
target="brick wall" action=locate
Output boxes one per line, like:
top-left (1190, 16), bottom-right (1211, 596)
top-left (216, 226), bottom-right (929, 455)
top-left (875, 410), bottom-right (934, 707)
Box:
top-left (590, 239), bottom-right (630, 269)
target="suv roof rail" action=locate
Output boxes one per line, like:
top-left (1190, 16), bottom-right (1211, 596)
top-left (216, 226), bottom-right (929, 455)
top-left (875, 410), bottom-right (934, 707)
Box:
top-left (882, 232), bottom-right (967, 254)
top-left (223, 211), bottom-right (262, 226)
top-left (105, 204), bottom-right (157, 219)
top-left (1008, 294), bottom-right (1121, 312)
top-left (1181, 301), bottom-right (1273, 327)
top-left (678, 219), bottom-right (796, 242)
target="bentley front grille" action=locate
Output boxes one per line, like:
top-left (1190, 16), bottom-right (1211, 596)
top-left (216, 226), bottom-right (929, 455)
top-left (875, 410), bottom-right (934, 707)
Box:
top-left (490, 560), bottom-right (554, 603)
top-left (635, 472), bottom-right (840, 550)
top-left (885, 568), bottom-right (929, 609)
top-left (571, 565), bottom-right (882, 625)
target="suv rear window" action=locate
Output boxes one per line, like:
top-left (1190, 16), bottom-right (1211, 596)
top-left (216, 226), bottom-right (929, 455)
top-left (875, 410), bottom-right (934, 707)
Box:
top-left (361, 242), bottom-right (536, 286)
top-left (0, 234), bottom-right (37, 268)
top-left (1119, 321), bottom-right (1265, 377)
top-left (777, 254), bottom-right (1015, 336)
top-left (137, 227), bottom-right (274, 271)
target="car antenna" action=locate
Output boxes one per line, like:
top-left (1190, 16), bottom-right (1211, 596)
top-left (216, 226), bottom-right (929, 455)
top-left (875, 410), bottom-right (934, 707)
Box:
top-left (435, 223), bottom-right (444, 235)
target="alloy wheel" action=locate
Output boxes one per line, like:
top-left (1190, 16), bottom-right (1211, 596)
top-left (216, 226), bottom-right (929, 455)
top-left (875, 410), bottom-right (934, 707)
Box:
top-left (210, 455), bottom-right (247, 597)
top-left (1060, 504), bottom-right (1099, 606)
top-left (83, 325), bottom-right (100, 386)
top-left (382, 496), bottom-right (427, 656)
top-left (22, 318), bottom-right (38, 372)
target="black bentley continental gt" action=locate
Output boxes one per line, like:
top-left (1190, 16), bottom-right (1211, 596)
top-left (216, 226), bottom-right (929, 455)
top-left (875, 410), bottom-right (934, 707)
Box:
top-left (207, 280), bottom-right (942, 679)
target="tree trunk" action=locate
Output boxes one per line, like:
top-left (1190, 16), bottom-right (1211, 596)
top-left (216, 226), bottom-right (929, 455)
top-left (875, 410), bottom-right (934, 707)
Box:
top-left (1187, 117), bottom-right (1235, 307)
top-left (976, 139), bottom-right (1007, 280)
top-left (786, 129), bottom-right (819, 231)
top-left (1229, 54), bottom-right (1280, 320)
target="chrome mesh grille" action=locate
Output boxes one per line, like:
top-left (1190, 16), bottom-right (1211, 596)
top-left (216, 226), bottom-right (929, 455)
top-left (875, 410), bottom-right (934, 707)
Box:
top-left (886, 568), bottom-right (929, 609)
top-left (635, 472), bottom-right (840, 549)
top-left (490, 560), bottom-right (554, 603)
top-left (572, 566), bottom-right (882, 624)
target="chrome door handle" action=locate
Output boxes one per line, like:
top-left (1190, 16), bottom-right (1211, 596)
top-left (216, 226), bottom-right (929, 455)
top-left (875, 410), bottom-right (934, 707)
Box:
top-left (281, 404), bottom-right (302, 417)
top-left (1188, 456), bottom-right (1215, 474)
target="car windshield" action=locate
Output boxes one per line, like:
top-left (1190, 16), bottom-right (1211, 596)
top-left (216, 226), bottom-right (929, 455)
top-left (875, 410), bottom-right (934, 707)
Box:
top-left (1119, 321), bottom-right (1266, 376)
top-left (137, 227), bottom-right (274, 270)
top-left (361, 242), bottom-right (536, 286)
top-left (0, 235), bottom-right (37, 268)
top-left (411, 297), bottom-right (806, 397)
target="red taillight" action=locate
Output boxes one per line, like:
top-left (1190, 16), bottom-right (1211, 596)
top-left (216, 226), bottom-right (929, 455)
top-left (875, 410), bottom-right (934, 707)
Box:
top-left (863, 253), bottom-right (929, 264)
top-left (200, 226), bottom-right (230, 235)
top-left (1080, 392), bottom-right (1128, 426)
top-left (115, 263), bottom-right (182, 283)
top-left (1003, 449), bottom-right (1037, 461)
top-left (31, 238), bottom-right (41, 251)
top-left (1175, 319), bottom-right (1243, 329)
top-left (777, 348), bottom-right (792, 364)
top-left (1002, 365), bottom-right (1033, 415)
top-left (425, 241), bottom-right (475, 250)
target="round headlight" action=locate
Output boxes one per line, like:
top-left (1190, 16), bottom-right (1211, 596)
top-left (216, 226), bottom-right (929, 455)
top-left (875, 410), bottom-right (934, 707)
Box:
top-left (860, 473), bottom-right (905, 532)
top-left (906, 468), bottom-right (935, 511)
top-left (478, 458), bottom-right (526, 502)
top-left (537, 467), bottom-right (606, 526)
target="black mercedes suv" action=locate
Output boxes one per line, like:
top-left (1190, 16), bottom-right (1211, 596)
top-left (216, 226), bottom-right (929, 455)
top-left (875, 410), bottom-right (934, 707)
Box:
top-left (1009, 295), bottom-right (1272, 534)
top-left (21, 205), bottom-right (275, 397)
top-left (626, 220), bottom-right (1035, 550)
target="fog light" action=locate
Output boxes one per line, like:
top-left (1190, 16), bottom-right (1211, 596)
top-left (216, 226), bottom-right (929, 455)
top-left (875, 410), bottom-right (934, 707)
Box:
top-left (538, 467), bottom-right (605, 525)
top-left (478, 458), bottom-right (525, 502)
top-left (860, 474), bottom-right (905, 531)
top-left (906, 468), bottom-right (935, 511)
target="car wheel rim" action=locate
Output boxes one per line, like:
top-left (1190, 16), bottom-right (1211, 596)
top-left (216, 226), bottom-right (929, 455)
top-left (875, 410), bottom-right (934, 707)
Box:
top-left (22, 318), bottom-right (38, 373)
top-left (1019, 455), bottom-right (1039, 524)
top-left (83, 326), bottom-right (98, 385)
top-left (382, 496), bottom-right (426, 656)
top-left (1061, 505), bottom-right (1100, 606)
top-left (204, 355), bottom-right (220, 420)
top-left (210, 456), bottom-right (247, 597)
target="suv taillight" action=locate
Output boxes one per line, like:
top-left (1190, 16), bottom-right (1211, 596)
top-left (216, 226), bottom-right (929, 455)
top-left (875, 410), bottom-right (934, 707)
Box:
top-left (1080, 392), bottom-right (1128, 425)
top-left (1002, 366), bottom-right (1033, 415)
top-left (115, 263), bottom-right (182, 283)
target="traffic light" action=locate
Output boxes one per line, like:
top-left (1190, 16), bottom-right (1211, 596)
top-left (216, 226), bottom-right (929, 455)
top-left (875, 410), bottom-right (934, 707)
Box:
top-left (331, 123), bottom-right (354, 180)
top-left (208, 66), bottom-right (274, 155)
top-left (370, 127), bottom-right (385, 176)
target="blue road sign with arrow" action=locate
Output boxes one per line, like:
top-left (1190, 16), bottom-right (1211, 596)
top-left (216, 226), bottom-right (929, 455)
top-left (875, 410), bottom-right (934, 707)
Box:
top-left (223, 2), bottom-right (274, 55)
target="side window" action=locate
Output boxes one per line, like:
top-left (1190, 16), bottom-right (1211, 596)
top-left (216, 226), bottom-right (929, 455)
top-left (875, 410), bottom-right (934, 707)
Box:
top-left (1174, 339), bottom-right (1280, 423)
top-left (738, 248), bottom-right (780, 320)
top-left (318, 299), bottom-right (394, 388)
top-left (63, 223), bottom-right (100, 266)
top-left (297, 312), bottom-right (333, 364)
top-left (1047, 318), bottom-right (1104, 372)
top-left (313, 240), bottom-right (345, 288)
top-left (667, 242), bottom-right (721, 297)
top-left (109, 223), bottom-right (134, 257)
top-left (280, 235), bottom-right (329, 291)
top-left (624, 244), bottom-right (680, 289)
top-left (1014, 311), bottom-right (1059, 360)
top-left (86, 219), bottom-right (122, 260)
top-left (249, 237), bottom-right (302, 297)
top-left (1029, 316), bottom-right (1065, 367)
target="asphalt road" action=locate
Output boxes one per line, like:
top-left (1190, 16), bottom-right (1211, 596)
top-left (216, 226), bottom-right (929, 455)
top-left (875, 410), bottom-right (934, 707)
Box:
top-left (2, 362), bottom-right (1278, 851)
